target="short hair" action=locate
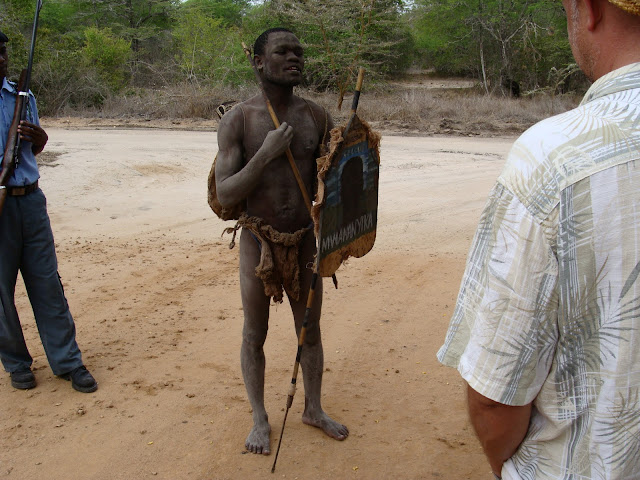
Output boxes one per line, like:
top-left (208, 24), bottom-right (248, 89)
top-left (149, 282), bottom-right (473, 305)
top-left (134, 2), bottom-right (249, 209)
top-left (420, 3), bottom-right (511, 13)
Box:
top-left (0, 31), bottom-right (8, 43)
top-left (253, 27), bottom-right (294, 57)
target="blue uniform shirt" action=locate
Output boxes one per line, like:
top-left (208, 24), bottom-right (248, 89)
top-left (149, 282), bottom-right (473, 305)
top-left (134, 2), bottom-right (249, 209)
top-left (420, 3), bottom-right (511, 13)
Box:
top-left (0, 77), bottom-right (41, 187)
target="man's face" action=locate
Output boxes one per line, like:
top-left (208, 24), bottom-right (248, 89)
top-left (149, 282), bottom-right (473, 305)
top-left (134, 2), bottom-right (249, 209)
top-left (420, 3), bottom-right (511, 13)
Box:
top-left (257, 31), bottom-right (304, 87)
top-left (0, 43), bottom-right (8, 81)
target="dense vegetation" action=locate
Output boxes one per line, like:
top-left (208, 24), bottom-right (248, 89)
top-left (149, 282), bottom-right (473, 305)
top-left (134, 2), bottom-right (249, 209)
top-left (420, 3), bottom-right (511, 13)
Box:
top-left (1, 0), bottom-right (584, 116)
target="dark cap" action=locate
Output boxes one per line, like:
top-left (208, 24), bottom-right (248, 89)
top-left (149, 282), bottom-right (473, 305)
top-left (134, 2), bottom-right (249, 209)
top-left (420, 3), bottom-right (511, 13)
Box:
top-left (0, 32), bottom-right (8, 43)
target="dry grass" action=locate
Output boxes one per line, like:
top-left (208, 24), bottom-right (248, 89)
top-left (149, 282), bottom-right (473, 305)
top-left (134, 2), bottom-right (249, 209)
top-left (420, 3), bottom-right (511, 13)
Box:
top-left (348, 87), bottom-right (580, 136)
top-left (51, 80), bottom-right (582, 137)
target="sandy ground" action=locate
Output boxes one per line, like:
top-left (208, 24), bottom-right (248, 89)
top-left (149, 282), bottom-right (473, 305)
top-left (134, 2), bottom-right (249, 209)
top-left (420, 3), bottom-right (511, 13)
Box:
top-left (0, 122), bottom-right (515, 480)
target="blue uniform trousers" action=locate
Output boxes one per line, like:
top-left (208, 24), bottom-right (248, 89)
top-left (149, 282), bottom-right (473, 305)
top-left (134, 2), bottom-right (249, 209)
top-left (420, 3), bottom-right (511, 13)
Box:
top-left (0, 188), bottom-right (83, 375)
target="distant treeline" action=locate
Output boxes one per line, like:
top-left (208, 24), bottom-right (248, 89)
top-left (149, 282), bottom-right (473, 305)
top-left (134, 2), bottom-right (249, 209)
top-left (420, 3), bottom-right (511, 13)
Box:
top-left (2, 0), bottom-right (584, 115)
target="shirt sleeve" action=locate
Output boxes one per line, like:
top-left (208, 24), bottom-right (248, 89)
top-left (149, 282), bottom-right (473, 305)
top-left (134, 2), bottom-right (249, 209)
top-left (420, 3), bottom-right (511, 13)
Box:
top-left (437, 182), bottom-right (559, 406)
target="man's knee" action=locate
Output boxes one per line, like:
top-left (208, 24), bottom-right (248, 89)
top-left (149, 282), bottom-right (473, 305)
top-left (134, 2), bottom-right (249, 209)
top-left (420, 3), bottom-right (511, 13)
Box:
top-left (242, 325), bottom-right (268, 350)
top-left (302, 321), bottom-right (321, 346)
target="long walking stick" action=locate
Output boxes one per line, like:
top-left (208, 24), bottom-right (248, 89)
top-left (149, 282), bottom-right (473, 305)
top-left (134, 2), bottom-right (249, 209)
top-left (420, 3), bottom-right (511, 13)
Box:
top-left (271, 67), bottom-right (366, 473)
top-left (241, 42), bottom-right (313, 214)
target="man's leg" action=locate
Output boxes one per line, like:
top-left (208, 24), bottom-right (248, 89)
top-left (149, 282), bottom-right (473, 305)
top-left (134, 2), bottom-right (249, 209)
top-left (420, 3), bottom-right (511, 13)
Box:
top-left (19, 191), bottom-right (83, 376)
top-left (288, 231), bottom-right (348, 440)
top-left (0, 196), bottom-right (34, 375)
top-left (239, 229), bottom-right (272, 454)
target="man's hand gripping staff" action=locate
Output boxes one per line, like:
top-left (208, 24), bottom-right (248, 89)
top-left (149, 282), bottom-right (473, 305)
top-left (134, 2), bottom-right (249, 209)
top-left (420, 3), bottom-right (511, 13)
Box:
top-left (241, 41), bottom-right (314, 213)
top-left (0, 0), bottom-right (43, 216)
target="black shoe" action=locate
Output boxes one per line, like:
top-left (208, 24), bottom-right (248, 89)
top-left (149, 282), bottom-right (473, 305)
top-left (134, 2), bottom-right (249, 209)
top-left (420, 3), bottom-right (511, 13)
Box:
top-left (60, 365), bottom-right (98, 393)
top-left (10, 369), bottom-right (36, 390)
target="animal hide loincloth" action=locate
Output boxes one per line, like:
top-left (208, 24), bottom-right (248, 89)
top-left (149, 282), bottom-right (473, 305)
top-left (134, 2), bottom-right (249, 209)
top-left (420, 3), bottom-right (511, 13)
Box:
top-left (224, 214), bottom-right (311, 303)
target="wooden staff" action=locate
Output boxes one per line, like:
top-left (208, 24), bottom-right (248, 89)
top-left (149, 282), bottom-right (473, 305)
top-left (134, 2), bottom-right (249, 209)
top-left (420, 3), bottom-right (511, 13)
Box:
top-left (241, 42), bottom-right (313, 214)
top-left (271, 67), bottom-right (366, 473)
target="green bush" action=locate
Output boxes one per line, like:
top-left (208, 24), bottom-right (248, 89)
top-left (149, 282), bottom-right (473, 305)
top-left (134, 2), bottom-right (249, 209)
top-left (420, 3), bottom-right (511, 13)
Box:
top-left (82, 26), bottom-right (132, 92)
top-left (173, 6), bottom-right (252, 86)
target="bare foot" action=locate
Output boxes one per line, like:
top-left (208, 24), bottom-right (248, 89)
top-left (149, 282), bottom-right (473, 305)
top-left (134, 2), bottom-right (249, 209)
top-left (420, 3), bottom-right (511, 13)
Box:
top-left (302, 410), bottom-right (349, 440)
top-left (245, 421), bottom-right (271, 455)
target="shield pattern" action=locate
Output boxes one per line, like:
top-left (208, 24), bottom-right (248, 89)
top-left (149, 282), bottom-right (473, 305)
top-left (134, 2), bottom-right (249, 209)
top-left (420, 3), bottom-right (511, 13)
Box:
top-left (312, 115), bottom-right (381, 277)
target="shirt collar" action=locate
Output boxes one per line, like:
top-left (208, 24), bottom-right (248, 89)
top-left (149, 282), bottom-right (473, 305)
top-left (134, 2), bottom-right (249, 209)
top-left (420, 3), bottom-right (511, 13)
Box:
top-left (580, 62), bottom-right (640, 106)
top-left (1, 76), bottom-right (18, 94)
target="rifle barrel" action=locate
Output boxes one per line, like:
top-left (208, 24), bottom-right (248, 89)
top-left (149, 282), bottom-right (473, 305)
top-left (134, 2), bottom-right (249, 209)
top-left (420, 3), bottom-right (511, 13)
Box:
top-left (22, 0), bottom-right (43, 106)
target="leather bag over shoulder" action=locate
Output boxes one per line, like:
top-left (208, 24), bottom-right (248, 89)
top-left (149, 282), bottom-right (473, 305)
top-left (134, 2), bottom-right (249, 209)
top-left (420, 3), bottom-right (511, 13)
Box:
top-left (207, 153), bottom-right (244, 221)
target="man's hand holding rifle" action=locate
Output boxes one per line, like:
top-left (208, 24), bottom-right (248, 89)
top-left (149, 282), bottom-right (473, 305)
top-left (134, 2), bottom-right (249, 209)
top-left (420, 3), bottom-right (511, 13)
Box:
top-left (0, 0), bottom-right (47, 216)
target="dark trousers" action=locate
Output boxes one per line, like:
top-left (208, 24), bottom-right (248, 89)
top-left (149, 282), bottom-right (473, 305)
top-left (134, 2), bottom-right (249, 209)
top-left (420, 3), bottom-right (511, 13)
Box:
top-left (0, 189), bottom-right (82, 375)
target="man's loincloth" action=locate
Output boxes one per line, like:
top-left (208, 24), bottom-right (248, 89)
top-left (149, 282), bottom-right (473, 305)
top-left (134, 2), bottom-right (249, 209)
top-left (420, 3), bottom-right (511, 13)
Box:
top-left (224, 214), bottom-right (312, 303)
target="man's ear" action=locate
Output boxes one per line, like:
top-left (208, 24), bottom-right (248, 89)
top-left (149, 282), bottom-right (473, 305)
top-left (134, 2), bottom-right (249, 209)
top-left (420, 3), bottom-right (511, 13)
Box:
top-left (254, 55), bottom-right (264, 71)
top-left (582, 0), bottom-right (604, 31)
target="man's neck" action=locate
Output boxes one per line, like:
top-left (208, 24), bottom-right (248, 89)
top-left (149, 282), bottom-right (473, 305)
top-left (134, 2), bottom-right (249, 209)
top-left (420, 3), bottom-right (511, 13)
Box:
top-left (588, 3), bottom-right (640, 80)
top-left (262, 82), bottom-right (295, 110)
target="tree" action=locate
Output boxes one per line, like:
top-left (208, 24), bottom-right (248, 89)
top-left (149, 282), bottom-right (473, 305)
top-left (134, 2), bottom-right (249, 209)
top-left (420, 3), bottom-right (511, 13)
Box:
top-left (410, 0), bottom-right (574, 94)
top-left (173, 4), bottom-right (250, 85)
top-left (82, 26), bottom-right (132, 91)
top-left (251, 0), bottom-right (414, 104)
top-left (57, 0), bottom-right (179, 85)
top-left (1, 0), bottom-right (40, 74)
top-left (66, 0), bottom-right (177, 51)
top-left (179, 0), bottom-right (251, 27)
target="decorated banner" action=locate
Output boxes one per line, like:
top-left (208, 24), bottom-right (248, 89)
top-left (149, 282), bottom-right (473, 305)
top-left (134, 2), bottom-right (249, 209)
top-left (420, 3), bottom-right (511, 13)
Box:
top-left (312, 115), bottom-right (381, 277)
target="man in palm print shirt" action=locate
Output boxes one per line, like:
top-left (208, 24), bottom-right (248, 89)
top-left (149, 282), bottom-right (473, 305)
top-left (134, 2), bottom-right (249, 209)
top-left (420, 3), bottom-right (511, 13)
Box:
top-left (437, 0), bottom-right (640, 478)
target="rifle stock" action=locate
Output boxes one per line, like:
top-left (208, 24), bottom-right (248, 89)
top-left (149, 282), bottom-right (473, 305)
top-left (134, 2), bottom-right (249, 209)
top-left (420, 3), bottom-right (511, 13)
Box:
top-left (0, 70), bottom-right (28, 215)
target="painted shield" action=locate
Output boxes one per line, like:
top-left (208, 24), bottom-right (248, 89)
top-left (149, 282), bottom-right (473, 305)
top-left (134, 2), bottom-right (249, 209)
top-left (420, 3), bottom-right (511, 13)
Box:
top-left (312, 114), bottom-right (381, 277)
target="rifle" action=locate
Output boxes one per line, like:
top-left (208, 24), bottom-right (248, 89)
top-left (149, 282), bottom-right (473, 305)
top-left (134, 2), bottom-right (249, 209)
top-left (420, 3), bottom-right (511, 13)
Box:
top-left (0, 0), bottom-right (43, 216)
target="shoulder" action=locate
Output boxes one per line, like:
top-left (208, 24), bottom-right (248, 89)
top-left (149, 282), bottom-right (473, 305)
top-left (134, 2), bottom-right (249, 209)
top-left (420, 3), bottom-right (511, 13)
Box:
top-left (218, 102), bottom-right (243, 126)
top-left (1, 78), bottom-right (36, 97)
top-left (298, 96), bottom-right (327, 118)
top-left (217, 103), bottom-right (247, 148)
top-left (504, 110), bottom-right (576, 174)
top-left (1, 78), bottom-right (17, 95)
top-left (501, 93), bottom-right (633, 190)
top-left (240, 94), bottom-right (265, 112)
top-left (498, 107), bottom-right (585, 213)
top-left (297, 96), bottom-right (332, 133)
top-left (218, 97), bottom-right (257, 132)
top-left (222, 95), bottom-right (269, 126)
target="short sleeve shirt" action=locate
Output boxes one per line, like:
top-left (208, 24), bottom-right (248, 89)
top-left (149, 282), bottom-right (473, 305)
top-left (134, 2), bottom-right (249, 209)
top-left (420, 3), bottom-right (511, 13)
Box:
top-left (0, 77), bottom-right (41, 186)
top-left (437, 63), bottom-right (640, 480)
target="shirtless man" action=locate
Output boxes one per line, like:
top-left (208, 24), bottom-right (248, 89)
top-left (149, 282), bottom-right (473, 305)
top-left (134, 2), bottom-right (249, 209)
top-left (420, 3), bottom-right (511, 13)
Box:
top-left (215, 27), bottom-right (349, 455)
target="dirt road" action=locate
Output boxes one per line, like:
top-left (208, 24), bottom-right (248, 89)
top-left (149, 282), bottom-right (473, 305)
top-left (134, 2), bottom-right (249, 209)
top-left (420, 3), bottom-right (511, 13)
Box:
top-left (0, 125), bottom-right (514, 480)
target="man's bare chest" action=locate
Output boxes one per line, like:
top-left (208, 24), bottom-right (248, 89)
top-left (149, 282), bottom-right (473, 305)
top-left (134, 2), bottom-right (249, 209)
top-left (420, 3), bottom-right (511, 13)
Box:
top-left (242, 107), bottom-right (320, 165)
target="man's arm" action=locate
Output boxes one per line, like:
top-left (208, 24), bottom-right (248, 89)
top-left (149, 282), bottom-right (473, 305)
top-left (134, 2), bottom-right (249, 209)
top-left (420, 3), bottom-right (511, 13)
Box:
top-left (467, 384), bottom-right (532, 477)
top-left (215, 107), bottom-right (293, 208)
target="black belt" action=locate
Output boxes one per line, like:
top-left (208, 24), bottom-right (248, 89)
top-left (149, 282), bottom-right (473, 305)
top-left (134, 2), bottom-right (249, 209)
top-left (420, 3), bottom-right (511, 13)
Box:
top-left (4, 181), bottom-right (39, 196)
